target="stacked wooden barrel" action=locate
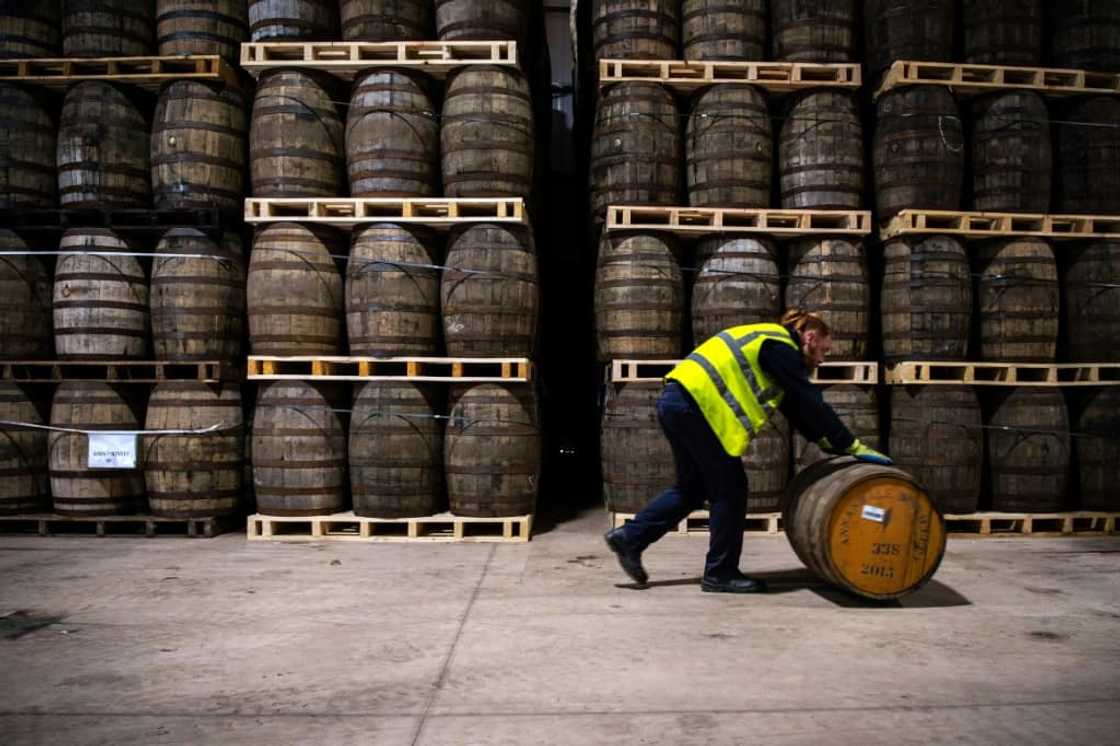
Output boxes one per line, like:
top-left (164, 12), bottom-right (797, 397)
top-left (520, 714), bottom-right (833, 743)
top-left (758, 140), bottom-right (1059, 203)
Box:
top-left (0, 10), bottom-right (254, 521)
top-left (244, 0), bottom-right (546, 521)
top-left (591, 4), bottom-right (873, 519)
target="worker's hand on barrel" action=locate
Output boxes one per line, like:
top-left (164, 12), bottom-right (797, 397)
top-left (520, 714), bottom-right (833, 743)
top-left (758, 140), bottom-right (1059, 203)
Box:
top-left (845, 439), bottom-right (894, 465)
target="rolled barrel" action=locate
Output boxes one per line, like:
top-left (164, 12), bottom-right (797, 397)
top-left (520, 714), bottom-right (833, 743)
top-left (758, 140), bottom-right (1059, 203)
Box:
top-left (783, 457), bottom-right (946, 601)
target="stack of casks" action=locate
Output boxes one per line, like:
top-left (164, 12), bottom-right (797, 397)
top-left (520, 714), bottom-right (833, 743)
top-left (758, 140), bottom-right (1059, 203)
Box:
top-left (0, 2), bottom-right (252, 519)
top-left (590, 1), bottom-right (875, 516)
top-left (244, 0), bottom-right (543, 520)
top-left (869, 1), bottom-right (1120, 515)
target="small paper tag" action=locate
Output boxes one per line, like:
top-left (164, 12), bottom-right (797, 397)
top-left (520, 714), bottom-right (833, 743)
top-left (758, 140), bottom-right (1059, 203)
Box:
top-left (861, 505), bottom-right (887, 523)
top-left (88, 433), bottom-right (138, 469)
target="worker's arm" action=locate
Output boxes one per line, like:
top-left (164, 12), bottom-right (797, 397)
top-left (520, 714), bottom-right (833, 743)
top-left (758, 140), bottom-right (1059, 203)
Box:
top-left (758, 340), bottom-right (892, 465)
top-left (758, 339), bottom-right (855, 449)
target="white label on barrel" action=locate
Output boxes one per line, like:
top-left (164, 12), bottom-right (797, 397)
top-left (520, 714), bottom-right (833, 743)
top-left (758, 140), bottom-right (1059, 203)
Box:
top-left (861, 505), bottom-right (887, 523)
top-left (88, 433), bottom-right (138, 469)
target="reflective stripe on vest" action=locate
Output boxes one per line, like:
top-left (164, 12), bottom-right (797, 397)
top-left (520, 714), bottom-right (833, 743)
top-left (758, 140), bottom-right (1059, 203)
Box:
top-left (666, 323), bottom-right (799, 457)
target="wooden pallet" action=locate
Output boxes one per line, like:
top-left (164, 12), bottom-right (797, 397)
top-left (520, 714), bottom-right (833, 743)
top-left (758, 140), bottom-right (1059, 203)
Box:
top-left (245, 198), bottom-right (527, 229)
top-left (886, 361), bottom-right (1120, 387)
top-left (0, 513), bottom-right (235, 538)
top-left (607, 359), bottom-right (878, 385)
top-left (1, 360), bottom-right (237, 384)
top-left (599, 59), bottom-right (861, 92)
top-left (0, 54), bottom-right (239, 91)
top-left (241, 40), bottom-right (518, 80)
top-left (944, 512), bottom-right (1118, 537)
top-left (607, 206), bottom-right (872, 236)
top-left (875, 60), bottom-right (1120, 99)
top-left (611, 511), bottom-right (784, 536)
top-left (247, 511), bottom-right (532, 543)
top-left (882, 210), bottom-right (1120, 240)
top-left (247, 356), bottom-right (532, 383)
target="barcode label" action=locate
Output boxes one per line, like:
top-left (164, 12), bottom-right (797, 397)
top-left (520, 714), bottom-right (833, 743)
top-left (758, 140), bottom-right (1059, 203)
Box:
top-left (862, 505), bottom-right (887, 523)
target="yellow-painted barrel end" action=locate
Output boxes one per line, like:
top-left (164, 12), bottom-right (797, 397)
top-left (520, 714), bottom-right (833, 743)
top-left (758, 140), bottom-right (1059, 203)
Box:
top-left (783, 457), bottom-right (946, 601)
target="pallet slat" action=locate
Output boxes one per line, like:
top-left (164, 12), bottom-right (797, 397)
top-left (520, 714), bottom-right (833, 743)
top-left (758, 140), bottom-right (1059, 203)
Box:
top-left (247, 356), bottom-right (532, 383)
top-left (885, 361), bottom-right (1120, 387)
top-left (245, 198), bottom-right (527, 229)
top-left (607, 360), bottom-right (878, 385)
top-left (241, 40), bottom-right (518, 80)
top-left (247, 511), bottom-right (532, 543)
top-left (882, 210), bottom-right (1120, 240)
top-left (875, 60), bottom-right (1120, 99)
top-left (1, 360), bottom-right (237, 384)
top-left (0, 513), bottom-right (234, 538)
top-left (606, 206), bottom-right (872, 237)
top-left (600, 59), bottom-right (861, 92)
top-left (0, 55), bottom-right (239, 91)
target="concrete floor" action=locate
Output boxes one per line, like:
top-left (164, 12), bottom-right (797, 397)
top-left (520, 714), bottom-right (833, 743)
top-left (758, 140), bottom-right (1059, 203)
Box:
top-left (1, 507), bottom-right (1118, 746)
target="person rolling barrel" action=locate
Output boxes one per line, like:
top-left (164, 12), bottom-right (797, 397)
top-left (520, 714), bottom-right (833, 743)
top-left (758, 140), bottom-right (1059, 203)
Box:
top-left (604, 309), bottom-right (892, 593)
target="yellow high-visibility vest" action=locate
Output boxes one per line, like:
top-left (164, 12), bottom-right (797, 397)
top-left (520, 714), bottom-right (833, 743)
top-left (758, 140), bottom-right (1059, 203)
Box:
top-left (666, 323), bottom-right (798, 457)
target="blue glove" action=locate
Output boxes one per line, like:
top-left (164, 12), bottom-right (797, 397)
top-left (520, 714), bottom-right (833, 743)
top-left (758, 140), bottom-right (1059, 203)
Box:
top-left (845, 439), bottom-right (893, 465)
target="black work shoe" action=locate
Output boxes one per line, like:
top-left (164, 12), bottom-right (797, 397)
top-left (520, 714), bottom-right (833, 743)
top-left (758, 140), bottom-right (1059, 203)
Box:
top-left (604, 528), bottom-right (648, 585)
top-left (700, 575), bottom-right (768, 594)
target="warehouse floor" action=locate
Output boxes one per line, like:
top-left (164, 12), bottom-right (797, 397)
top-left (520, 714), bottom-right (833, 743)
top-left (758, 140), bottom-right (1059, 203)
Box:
top-left (1, 508), bottom-right (1118, 746)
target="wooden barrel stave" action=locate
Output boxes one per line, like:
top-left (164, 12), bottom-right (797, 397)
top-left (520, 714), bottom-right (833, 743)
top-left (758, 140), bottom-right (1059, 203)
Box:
top-left (873, 86), bottom-right (964, 219)
top-left (151, 228), bottom-right (245, 364)
top-left (681, 0), bottom-right (763, 61)
top-left (441, 223), bottom-right (539, 357)
top-left (864, 0), bottom-right (954, 85)
top-left (440, 66), bottom-right (534, 201)
top-left (435, 0), bottom-right (527, 45)
top-left (153, 81), bottom-right (248, 210)
top-left (590, 82), bottom-right (681, 219)
top-left (881, 236), bottom-right (972, 362)
top-left (156, 0), bottom-right (248, 61)
top-left (445, 383), bottom-right (539, 517)
top-left (53, 229), bottom-right (150, 360)
top-left (0, 383), bottom-right (49, 515)
top-left (600, 383), bottom-right (674, 513)
top-left (248, 0), bottom-right (339, 41)
top-left (144, 382), bottom-right (243, 517)
top-left (248, 222), bottom-right (345, 356)
top-left (889, 386), bottom-right (983, 515)
top-left (0, 3), bottom-right (60, 58)
top-left (63, 0), bottom-right (154, 57)
top-left (58, 82), bottom-right (151, 208)
top-left (786, 239), bottom-right (870, 360)
top-left (971, 91), bottom-right (1051, 213)
top-left (49, 382), bottom-right (146, 516)
top-left (347, 69), bottom-right (439, 198)
top-left (594, 231), bottom-right (682, 362)
top-left (1056, 97), bottom-right (1120, 215)
top-left (771, 0), bottom-right (856, 62)
top-left (252, 381), bottom-right (348, 516)
top-left (962, 0), bottom-right (1042, 66)
top-left (250, 70), bottom-right (345, 199)
top-left (1076, 388), bottom-right (1120, 511)
top-left (780, 91), bottom-right (863, 210)
top-left (0, 83), bottom-right (56, 208)
top-left (341, 0), bottom-right (433, 41)
top-left (1064, 241), bottom-right (1120, 363)
top-left (347, 223), bottom-right (440, 356)
top-left (0, 229), bottom-right (52, 359)
top-left (691, 236), bottom-right (780, 345)
top-left (350, 381), bottom-right (444, 518)
top-left (987, 387), bottom-right (1070, 513)
top-left (687, 84), bottom-right (771, 209)
top-left (975, 238), bottom-right (1059, 363)
top-left (1050, 2), bottom-right (1120, 73)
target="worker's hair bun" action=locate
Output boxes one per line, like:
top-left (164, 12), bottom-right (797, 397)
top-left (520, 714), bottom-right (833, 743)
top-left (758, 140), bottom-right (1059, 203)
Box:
top-left (781, 308), bottom-right (831, 335)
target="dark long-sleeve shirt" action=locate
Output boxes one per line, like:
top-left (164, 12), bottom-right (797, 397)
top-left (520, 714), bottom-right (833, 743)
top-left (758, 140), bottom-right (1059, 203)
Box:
top-left (757, 326), bottom-right (856, 451)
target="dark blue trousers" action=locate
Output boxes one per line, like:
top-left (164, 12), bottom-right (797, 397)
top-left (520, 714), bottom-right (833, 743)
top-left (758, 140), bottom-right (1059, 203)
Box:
top-left (620, 381), bottom-right (748, 580)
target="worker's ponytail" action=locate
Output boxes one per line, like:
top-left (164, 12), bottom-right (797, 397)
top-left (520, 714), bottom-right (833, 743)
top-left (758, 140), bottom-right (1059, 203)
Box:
top-left (780, 308), bottom-right (831, 336)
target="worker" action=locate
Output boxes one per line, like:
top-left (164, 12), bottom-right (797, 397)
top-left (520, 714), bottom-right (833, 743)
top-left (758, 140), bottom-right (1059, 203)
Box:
top-left (604, 309), bottom-right (892, 593)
